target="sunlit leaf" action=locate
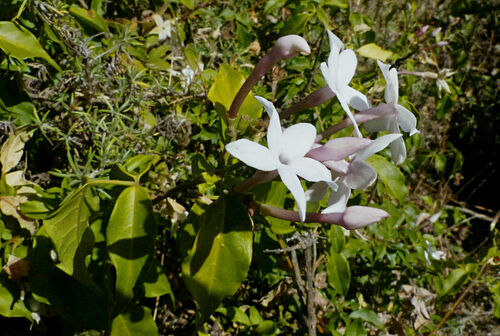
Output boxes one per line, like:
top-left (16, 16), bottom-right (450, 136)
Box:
top-left (107, 186), bottom-right (155, 300)
top-left (110, 305), bottom-right (158, 336)
top-left (366, 154), bottom-right (408, 203)
top-left (0, 21), bottom-right (61, 71)
top-left (0, 277), bottom-right (32, 320)
top-left (357, 43), bottom-right (393, 62)
top-left (349, 308), bottom-right (384, 329)
top-left (69, 5), bottom-right (108, 32)
top-left (327, 251), bottom-right (350, 296)
top-left (0, 130), bottom-right (29, 175)
top-left (44, 186), bottom-right (99, 283)
top-left (182, 194), bottom-right (253, 325)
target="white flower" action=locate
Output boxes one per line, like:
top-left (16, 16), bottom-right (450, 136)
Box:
top-left (181, 67), bottom-right (195, 87)
top-left (424, 240), bottom-right (446, 264)
top-left (306, 134), bottom-right (402, 214)
top-left (150, 14), bottom-right (172, 41)
top-left (226, 97), bottom-right (335, 221)
top-left (320, 30), bottom-right (371, 137)
top-left (364, 61), bottom-right (419, 164)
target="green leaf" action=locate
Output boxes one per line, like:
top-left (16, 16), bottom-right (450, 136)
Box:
top-left (252, 181), bottom-right (294, 234)
top-left (434, 153), bottom-right (447, 173)
top-left (207, 64), bottom-right (262, 131)
top-left (143, 260), bottom-right (174, 303)
top-left (182, 194), bottom-right (253, 325)
top-left (327, 252), bottom-right (350, 296)
top-left (349, 308), bottom-right (384, 329)
top-left (435, 268), bottom-right (468, 298)
top-left (69, 5), bottom-right (108, 32)
top-left (0, 21), bottom-right (61, 71)
top-left (110, 305), bottom-right (158, 336)
top-left (0, 277), bottom-right (32, 320)
top-left (329, 226), bottom-right (345, 254)
top-left (323, 0), bottom-right (348, 9)
top-left (366, 154), bottom-right (408, 203)
top-left (43, 186), bottom-right (99, 283)
top-left (357, 43), bottom-right (393, 62)
top-left (345, 319), bottom-right (367, 336)
top-left (280, 13), bottom-right (311, 35)
top-left (106, 186), bottom-right (155, 300)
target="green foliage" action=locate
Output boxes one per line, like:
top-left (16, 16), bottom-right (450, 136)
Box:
top-left (0, 0), bottom-right (497, 334)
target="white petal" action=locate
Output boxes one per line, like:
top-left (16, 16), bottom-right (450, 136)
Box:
top-left (322, 181), bottom-right (351, 214)
top-left (396, 104), bottom-right (419, 135)
top-left (343, 86), bottom-right (371, 111)
top-left (337, 49), bottom-right (357, 88)
top-left (305, 181), bottom-right (329, 202)
top-left (377, 60), bottom-right (398, 104)
top-left (323, 160), bottom-right (349, 175)
top-left (390, 136), bottom-right (406, 165)
top-left (278, 165), bottom-right (306, 222)
top-left (280, 123), bottom-right (316, 159)
top-left (341, 206), bottom-right (389, 229)
top-left (355, 133), bottom-right (403, 161)
top-left (338, 96), bottom-right (362, 137)
top-left (327, 29), bottom-right (343, 54)
top-left (343, 160), bottom-right (377, 189)
top-left (287, 157), bottom-right (332, 182)
top-left (320, 62), bottom-right (338, 95)
top-left (226, 139), bottom-right (277, 171)
top-left (256, 96), bottom-right (283, 154)
top-left (152, 14), bottom-right (163, 27)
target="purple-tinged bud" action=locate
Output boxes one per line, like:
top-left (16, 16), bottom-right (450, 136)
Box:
top-left (273, 35), bottom-right (311, 59)
top-left (415, 25), bottom-right (429, 37)
top-left (229, 35), bottom-right (310, 118)
top-left (431, 27), bottom-right (442, 37)
top-left (280, 86), bottom-right (335, 119)
top-left (432, 41), bottom-right (448, 47)
top-left (340, 206), bottom-right (389, 230)
top-left (307, 137), bottom-right (372, 162)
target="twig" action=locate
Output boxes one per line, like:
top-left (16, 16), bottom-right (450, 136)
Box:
top-left (305, 242), bottom-right (317, 336)
top-left (443, 205), bottom-right (494, 222)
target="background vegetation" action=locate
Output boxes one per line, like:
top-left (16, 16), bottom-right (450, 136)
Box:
top-left (0, 0), bottom-right (498, 335)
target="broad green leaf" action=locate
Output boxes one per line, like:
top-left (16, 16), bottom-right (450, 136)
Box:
top-left (329, 226), bottom-right (345, 254)
top-left (182, 194), bottom-right (253, 325)
top-left (7, 101), bottom-right (39, 125)
top-left (280, 13), bottom-right (311, 35)
top-left (143, 261), bottom-right (174, 303)
top-left (435, 268), bottom-right (468, 298)
top-left (0, 278), bottom-right (32, 320)
top-left (207, 64), bottom-right (262, 131)
top-left (345, 319), bottom-right (367, 336)
top-left (357, 43), bottom-right (393, 62)
top-left (327, 251), bottom-right (350, 296)
top-left (44, 186), bottom-right (99, 283)
top-left (366, 154), bottom-right (408, 203)
top-left (0, 130), bottom-right (29, 174)
top-left (349, 308), bottom-right (384, 329)
top-left (110, 305), bottom-right (158, 336)
top-left (107, 186), bottom-right (155, 300)
top-left (69, 5), bottom-right (108, 32)
top-left (252, 181), bottom-right (294, 234)
top-left (0, 21), bottom-right (61, 71)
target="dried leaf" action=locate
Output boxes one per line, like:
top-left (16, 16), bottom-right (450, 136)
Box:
top-left (1, 131), bottom-right (29, 174)
top-left (2, 254), bottom-right (30, 280)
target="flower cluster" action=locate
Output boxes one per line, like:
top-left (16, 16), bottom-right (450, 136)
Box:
top-left (226, 30), bottom-right (419, 229)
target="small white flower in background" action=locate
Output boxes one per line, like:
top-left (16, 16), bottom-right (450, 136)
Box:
top-left (226, 97), bottom-right (335, 221)
top-left (150, 14), bottom-right (172, 41)
top-left (320, 30), bottom-right (371, 137)
top-left (306, 134), bottom-right (402, 213)
top-left (424, 240), bottom-right (446, 264)
top-left (364, 60), bottom-right (419, 164)
top-left (181, 67), bottom-right (195, 87)
top-left (436, 68), bottom-right (455, 95)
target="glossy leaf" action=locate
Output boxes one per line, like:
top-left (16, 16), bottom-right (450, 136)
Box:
top-left (435, 268), bottom-right (468, 298)
top-left (207, 64), bottom-right (262, 130)
top-left (329, 225), bottom-right (345, 254)
top-left (143, 260), bottom-right (174, 303)
top-left (357, 43), bottom-right (393, 62)
top-left (327, 251), bottom-right (350, 296)
top-left (110, 305), bottom-right (158, 336)
top-left (182, 194), bottom-right (253, 325)
top-left (0, 21), bottom-right (61, 71)
top-left (349, 308), bottom-right (384, 329)
top-left (0, 278), bottom-right (32, 320)
top-left (366, 154), bottom-right (408, 203)
top-left (106, 186), bottom-right (155, 300)
top-left (43, 186), bottom-right (99, 283)
top-left (69, 5), bottom-right (108, 32)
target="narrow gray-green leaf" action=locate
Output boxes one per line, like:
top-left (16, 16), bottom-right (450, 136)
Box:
top-left (106, 186), bottom-right (155, 300)
top-left (44, 186), bottom-right (99, 283)
top-left (182, 194), bottom-right (253, 325)
top-left (366, 154), bottom-right (408, 202)
top-left (0, 21), bottom-right (61, 71)
top-left (327, 252), bottom-right (350, 296)
top-left (110, 305), bottom-right (158, 336)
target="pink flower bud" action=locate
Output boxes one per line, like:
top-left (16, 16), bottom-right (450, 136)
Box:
top-left (340, 206), bottom-right (389, 229)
